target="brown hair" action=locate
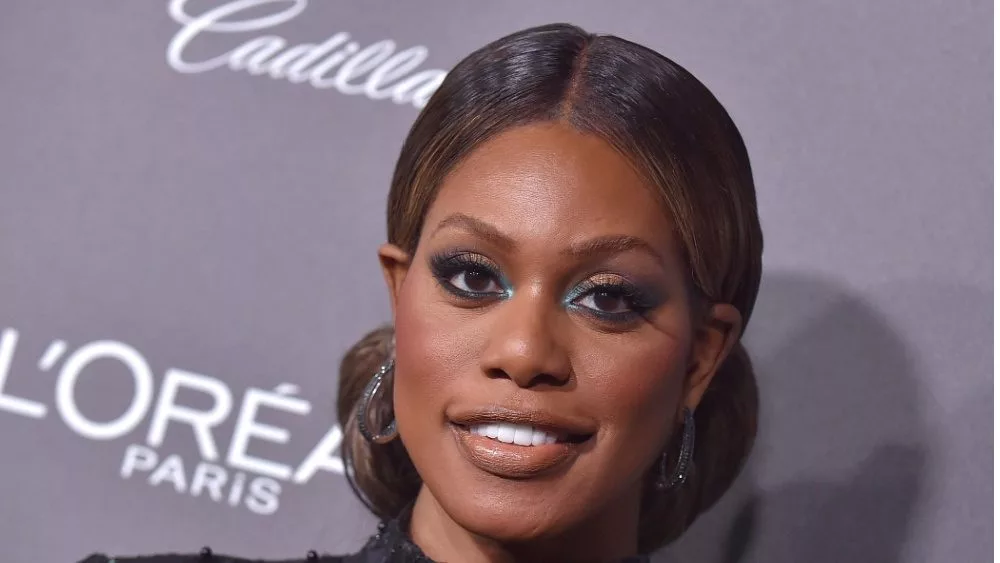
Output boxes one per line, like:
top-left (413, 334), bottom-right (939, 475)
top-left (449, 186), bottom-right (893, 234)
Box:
top-left (336, 23), bottom-right (763, 553)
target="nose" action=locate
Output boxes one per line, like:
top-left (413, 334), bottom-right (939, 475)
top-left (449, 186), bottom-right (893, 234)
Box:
top-left (478, 288), bottom-right (572, 388)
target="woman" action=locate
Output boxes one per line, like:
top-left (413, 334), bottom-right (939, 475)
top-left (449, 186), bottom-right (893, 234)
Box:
top-left (81, 22), bottom-right (763, 563)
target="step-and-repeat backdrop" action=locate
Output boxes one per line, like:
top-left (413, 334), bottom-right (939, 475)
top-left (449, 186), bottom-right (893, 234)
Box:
top-left (0, 1), bottom-right (990, 562)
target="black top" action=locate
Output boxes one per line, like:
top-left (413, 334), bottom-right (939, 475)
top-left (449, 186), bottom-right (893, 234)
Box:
top-left (78, 510), bottom-right (650, 563)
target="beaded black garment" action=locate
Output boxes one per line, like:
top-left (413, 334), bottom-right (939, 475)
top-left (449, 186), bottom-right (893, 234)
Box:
top-left (78, 508), bottom-right (650, 563)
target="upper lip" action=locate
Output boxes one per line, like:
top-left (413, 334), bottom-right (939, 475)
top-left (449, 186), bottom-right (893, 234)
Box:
top-left (448, 405), bottom-right (597, 438)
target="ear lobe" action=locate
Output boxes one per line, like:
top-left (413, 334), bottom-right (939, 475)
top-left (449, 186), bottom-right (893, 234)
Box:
top-left (378, 243), bottom-right (411, 321)
top-left (683, 303), bottom-right (743, 412)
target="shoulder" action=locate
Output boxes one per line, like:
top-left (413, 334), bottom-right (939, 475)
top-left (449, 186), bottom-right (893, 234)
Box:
top-left (77, 551), bottom-right (347, 563)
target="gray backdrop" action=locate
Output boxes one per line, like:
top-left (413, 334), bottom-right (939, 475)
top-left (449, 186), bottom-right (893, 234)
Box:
top-left (0, 1), bottom-right (991, 562)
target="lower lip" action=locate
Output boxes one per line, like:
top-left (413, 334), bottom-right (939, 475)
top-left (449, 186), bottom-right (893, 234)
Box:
top-left (450, 424), bottom-right (587, 479)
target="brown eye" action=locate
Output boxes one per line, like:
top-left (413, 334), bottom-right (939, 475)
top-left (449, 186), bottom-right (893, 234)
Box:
top-left (449, 267), bottom-right (502, 294)
top-left (588, 290), bottom-right (630, 313)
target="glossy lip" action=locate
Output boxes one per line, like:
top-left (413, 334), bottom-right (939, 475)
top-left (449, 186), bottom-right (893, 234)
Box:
top-left (450, 423), bottom-right (590, 479)
top-left (447, 405), bottom-right (597, 479)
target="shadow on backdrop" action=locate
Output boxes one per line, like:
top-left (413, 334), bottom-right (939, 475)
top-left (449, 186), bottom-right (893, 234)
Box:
top-left (660, 271), bottom-right (929, 563)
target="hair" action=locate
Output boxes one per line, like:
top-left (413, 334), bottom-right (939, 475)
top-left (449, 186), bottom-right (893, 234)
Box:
top-left (336, 23), bottom-right (763, 554)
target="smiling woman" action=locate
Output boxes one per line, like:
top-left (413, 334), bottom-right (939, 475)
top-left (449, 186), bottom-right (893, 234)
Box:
top-left (82, 21), bottom-right (763, 563)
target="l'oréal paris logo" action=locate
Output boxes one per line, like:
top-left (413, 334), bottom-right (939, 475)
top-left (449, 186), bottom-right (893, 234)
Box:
top-left (167, 0), bottom-right (448, 109)
top-left (0, 328), bottom-right (345, 516)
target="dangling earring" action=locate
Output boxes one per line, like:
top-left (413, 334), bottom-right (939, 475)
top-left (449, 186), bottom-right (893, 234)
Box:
top-left (656, 407), bottom-right (696, 490)
top-left (356, 358), bottom-right (399, 444)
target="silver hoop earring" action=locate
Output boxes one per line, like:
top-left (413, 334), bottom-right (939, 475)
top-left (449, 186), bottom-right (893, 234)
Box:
top-left (356, 358), bottom-right (399, 444)
top-left (656, 407), bottom-right (695, 491)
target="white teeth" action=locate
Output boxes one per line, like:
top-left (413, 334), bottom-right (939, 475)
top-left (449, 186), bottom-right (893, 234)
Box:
top-left (512, 426), bottom-right (533, 446)
top-left (469, 422), bottom-right (561, 446)
top-left (497, 424), bottom-right (516, 444)
top-left (530, 429), bottom-right (548, 446)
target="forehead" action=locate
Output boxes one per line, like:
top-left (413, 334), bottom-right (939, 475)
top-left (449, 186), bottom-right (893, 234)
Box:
top-left (426, 122), bottom-right (675, 246)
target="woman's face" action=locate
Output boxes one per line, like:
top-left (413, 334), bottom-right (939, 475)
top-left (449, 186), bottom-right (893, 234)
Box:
top-left (380, 122), bottom-right (737, 545)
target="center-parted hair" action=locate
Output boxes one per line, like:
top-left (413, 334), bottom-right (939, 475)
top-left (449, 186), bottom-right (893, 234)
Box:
top-left (336, 23), bottom-right (763, 553)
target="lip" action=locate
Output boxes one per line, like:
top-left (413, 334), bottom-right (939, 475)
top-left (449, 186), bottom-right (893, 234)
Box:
top-left (451, 424), bottom-right (590, 479)
top-left (447, 406), bottom-right (596, 479)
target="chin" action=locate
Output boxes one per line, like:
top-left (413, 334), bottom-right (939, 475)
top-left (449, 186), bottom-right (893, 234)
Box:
top-left (406, 420), bottom-right (616, 544)
top-left (436, 479), bottom-right (585, 542)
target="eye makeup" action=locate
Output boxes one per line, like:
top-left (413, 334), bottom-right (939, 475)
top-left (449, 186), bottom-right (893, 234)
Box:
top-left (429, 251), bottom-right (512, 300)
top-left (563, 273), bottom-right (665, 324)
top-left (428, 249), bottom-right (667, 326)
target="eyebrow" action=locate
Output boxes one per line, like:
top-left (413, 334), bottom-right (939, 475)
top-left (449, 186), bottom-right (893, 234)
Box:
top-left (561, 234), bottom-right (666, 267)
top-left (432, 212), bottom-right (666, 267)
top-left (432, 213), bottom-right (516, 250)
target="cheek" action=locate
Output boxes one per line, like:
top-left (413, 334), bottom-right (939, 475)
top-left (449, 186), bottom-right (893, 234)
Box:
top-left (391, 271), bottom-right (475, 429)
top-left (578, 329), bottom-right (690, 448)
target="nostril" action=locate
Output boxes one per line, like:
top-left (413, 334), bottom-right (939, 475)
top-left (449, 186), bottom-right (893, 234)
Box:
top-left (532, 372), bottom-right (570, 387)
top-left (484, 367), bottom-right (510, 380)
top-left (483, 368), bottom-right (567, 387)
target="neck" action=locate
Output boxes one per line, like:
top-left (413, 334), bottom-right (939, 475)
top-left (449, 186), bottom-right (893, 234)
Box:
top-left (408, 485), bottom-right (643, 563)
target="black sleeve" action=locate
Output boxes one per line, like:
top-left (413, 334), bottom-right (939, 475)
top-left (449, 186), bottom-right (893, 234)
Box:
top-left (76, 553), bottom-right (345, 563)
top-left (76, 555), bottom-right (201, 563)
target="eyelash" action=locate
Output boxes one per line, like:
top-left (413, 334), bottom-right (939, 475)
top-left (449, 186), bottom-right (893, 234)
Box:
top-left (428, 252), bottom-right (658, 324)
top-left (564, 277), bottom-right (657, 323)
top-left (429, 252), bottom-right (510, 300)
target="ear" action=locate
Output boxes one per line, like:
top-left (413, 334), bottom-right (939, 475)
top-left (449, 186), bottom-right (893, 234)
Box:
top-left (378, 243), bottom-right (411, 321)
top-left (682, 303), bottom-right (742, 415)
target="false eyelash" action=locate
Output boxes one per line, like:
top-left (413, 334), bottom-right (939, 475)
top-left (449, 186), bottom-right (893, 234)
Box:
top-left (566, 278), bottom-right (660, 323)
top-left (429, 251), bottom-right (509, 299)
